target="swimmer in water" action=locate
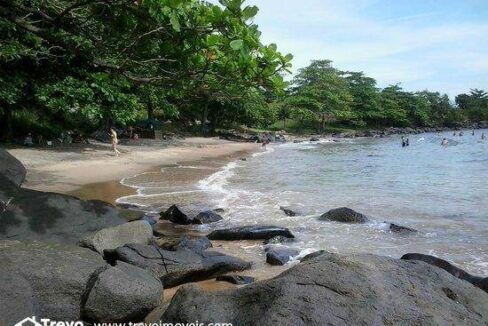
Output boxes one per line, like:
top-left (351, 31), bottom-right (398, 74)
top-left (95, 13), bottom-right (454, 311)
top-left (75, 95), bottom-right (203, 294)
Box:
top-left (441, 138), bottom-right (449, 146)
top-left (459, 131), bottom-right (464, 136)
top-left (482, 133), bottom-right (486, 140)
top-left (453, 131), bottom-right (456, 136)
top-left (401, 136), bottom-right (406, 147)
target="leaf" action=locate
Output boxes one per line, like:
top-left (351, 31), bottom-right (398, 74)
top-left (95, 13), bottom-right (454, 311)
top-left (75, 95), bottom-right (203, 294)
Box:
top-left (207, 34), bottom-right (220, 46)
top-left (284, 53), bottom-right (294, 63)
top-left (169, 13), bottom-right (180, 32)
top-left (242, 6), bottom-right (259, 19)
top-left (230, 39), bottom-right (244, 50)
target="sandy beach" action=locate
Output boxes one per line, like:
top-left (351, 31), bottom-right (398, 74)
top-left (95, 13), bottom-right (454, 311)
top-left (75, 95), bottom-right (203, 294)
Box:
top-left (8, 137), bottom-right (259, 197)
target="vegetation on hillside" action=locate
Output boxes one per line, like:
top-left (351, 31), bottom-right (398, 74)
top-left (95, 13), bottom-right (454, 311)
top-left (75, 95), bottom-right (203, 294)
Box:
top-left (0, 0), bottom-right (487, 141)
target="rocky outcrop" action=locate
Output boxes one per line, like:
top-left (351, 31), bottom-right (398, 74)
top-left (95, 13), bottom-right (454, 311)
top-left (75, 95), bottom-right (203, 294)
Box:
top-left (0, 149), bottom-right (126, 245)
top-left (160, 205), bottom-right (222, 225)
top-left (401, 253), bottom-right (488, 293)
top-left (161, 251), bottom-right (488, 325)
top-left (388, 223), bottom-right (417, 234)
top-left (156, 236), bottom-right (212, 253)
top-left (208, 225), bottom-right (295, 240)
top-left (216, 275), bottom-right (255, 285)
top-left (104, 243), bottom-right (251, 288)
top-left (266, 246), bottom-right (299, 265)
top-left (319, 207), bottom-right (369, 223)
top-left (83, 261), bottom-right (163, 322)
top-left (0, 241), bottom-right (162, 325)
top-left (0, 148), bottom-right (26, 188)
top-left (79, 220), bottom-right (153, 254)
top-left (0, 189), bottom-right (126, 244)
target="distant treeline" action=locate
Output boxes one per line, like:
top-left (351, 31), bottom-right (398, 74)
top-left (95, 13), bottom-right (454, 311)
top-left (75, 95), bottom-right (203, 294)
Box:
top-left (274, 60), bottom-right (488, 133)
top-left (1, 1), bottom-right (486, 141)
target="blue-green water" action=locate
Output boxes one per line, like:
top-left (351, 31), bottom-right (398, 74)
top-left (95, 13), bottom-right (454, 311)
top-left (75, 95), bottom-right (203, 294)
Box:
top-left (120, 130), bottom-right (488, 275)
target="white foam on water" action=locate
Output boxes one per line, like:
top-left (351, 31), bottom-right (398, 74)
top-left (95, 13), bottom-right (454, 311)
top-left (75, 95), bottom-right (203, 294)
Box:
top-left (252, 146), bottom-right (275, 157)
top-left (198, 161), bottom-right (238, 193)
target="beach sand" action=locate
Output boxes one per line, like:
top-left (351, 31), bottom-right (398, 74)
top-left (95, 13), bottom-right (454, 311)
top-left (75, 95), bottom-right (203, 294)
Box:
top-left (9, 137), bottom-right (259, 197)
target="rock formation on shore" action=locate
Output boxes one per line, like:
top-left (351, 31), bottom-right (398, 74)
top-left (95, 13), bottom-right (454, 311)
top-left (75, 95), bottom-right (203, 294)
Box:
top-left (208, 225), bottom-right (295, 240)
top-left (161, 251), bottom-right (488, 325)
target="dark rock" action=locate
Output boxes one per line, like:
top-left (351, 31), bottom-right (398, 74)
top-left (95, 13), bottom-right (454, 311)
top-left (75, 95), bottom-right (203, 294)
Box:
top-left (216, 275), bottom-right (255, 285)
top-left (310, 137), bottom-right (320, 142)
top-left (84, 261), bottom-right (163, 322)
top-left (279, 206), bottom-right (303, 217)
top-left (300, 250), bottom-right (326, 262)
top-left (213, 208), bottom-right (225, 213)
top-left (160, 205), bottom-right (222, 225)
top-left (0, 188), bottom-right (125, 245)
top-left (240, 157), bottom-right (247, 161)
top-left (388, 223), bottom-right (417, 234)
top-left (193, 210), bottom-right (223, 224)
top-left (79, 220), bottom-right (153, 254)
top-left (0, 240), bottom-right (105, 324)
top-left (319, 207), bottom-right (369, 223)
top-left (266, 247), bottom-right (299, 265)
top-left (161, 252), bottom-right (488, 325)
top-left (157, 236), bottom-right (212, 253)
top-left (401, 253), bottom-right (488, 293)
top-left (160, 204), bottom-right (194, 225)
top-left (263, 235), bottom-right (296, 245)
top-left (105, 243), bottom-right (251, 288)
top-left (0, 148), bottom-right (26, 188)
top-left (208, 225), bottom-right (294, 241)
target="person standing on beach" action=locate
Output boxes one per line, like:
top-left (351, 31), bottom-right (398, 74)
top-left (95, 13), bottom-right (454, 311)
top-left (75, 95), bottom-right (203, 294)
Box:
top-left (110, 127), bottom-right (121, 157)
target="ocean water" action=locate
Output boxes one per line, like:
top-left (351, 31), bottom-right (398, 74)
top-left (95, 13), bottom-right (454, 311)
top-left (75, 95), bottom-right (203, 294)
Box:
top-left (118, 130), bottom-right (488, 275)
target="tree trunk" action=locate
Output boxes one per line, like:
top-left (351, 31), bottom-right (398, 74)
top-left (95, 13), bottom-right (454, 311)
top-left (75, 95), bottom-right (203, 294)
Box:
top-left (147, 97), bottom-right (154, 120)
top-left (202, 103), bottom-right (209, 135)
top-left (0, 102), bottom-right (13, 142)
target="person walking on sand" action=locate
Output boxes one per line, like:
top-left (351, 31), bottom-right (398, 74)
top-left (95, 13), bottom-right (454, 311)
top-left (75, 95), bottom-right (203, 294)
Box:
top-left (110, 127), bottom-right (121, 157)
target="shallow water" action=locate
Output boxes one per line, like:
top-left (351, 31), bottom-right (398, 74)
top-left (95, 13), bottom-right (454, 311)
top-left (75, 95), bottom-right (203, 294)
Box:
top-left (118, 130), bottom-right (488, 276)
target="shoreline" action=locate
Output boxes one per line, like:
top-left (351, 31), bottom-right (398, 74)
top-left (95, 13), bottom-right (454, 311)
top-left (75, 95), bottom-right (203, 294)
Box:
top-left (8, 137), bottom-right (260, 198)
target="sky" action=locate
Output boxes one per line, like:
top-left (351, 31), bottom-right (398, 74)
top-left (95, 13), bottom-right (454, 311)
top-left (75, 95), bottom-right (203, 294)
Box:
top-left (239, 0), bottom-right (488, 98)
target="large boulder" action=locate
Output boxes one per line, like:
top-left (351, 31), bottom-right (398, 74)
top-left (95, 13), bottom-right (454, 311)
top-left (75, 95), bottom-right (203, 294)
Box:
top-left (193, 210), bottom-right (223, 224)
top-left (401, 253), bottom-right (488, 293)
top-left (161, 252), bottom-right (488, 325)
top-left (160, 204), bottom-right (195, 224)
top-left (104, 243), bottom-right (251, 288)
top-left (84, 261), bottom-right (163, 322)
top-left (0, 240), bottom-right (163, 325)
top-left (79, 220), bottom-right (153, 254)
top-left (319, 207), bottom-right (369, 223)
top-left (0, 148), bottom-right (26, 188)
top-left (0, 188), bottom-right (126, 244)
top-left (208, 225), bottom-right (295, 241)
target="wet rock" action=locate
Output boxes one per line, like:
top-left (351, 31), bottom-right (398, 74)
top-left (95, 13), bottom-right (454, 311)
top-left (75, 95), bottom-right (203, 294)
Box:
top-left (401, 253), bottom-right (488, 293)
top-left (193, 210), bottom-right (223, 224)
top-left (388, 223), bottom-right (417, 234)
top-left (160, 204), bottom-right (194, 225)
top-left (161, 252), bottom-right (488, 326)
top-left (319, 207), bottom-right (369, 223)
top-left (156, 236), bottom-right (212, 253)
top-left (105, 244), bottom-right (250, 288)
top-left (79, 221), bottom-right (153, 254)
top-left (266, 247), bottom-right (299, 265)
top-left (300, 250), bottom-right (327, 262)
top-left (279, 206), bottom-right (303, 217)
top-left (84, 261), bottom-right (163, 323)
top-left (208, 225), bottom-right (295, 241)
top-left (310, 137), bottom-right (320, 142)
top-left (160, 205), bottom-right (222, 225)
top-left (216, 275), bottom-right (255, 285)
top-left (263, 235), bottom-right (296, 245)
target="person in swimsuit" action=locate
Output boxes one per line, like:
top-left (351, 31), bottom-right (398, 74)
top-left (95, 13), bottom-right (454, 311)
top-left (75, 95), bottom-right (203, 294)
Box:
top-left (110, 127), bottom-right (121, 157)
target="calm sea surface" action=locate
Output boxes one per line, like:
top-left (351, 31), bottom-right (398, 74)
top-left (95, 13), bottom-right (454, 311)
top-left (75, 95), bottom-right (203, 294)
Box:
top-left (119, 130), bottom-right (488, 275)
